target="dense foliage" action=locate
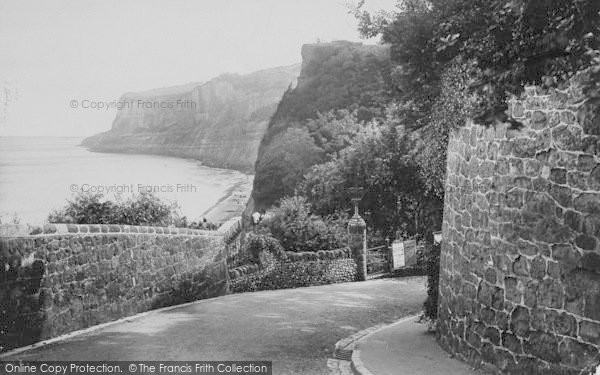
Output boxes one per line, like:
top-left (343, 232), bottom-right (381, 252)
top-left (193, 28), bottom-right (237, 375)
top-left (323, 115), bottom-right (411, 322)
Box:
top-left (244, 232), bottom-right (287, 263)
top-left (301, 109), bottom-right (443, 243)
top-left (253, 41), bottom-right (394, 208)
top-left (257, 195), bottom-right (348, 253)
top-left (356, 0), bottom-right (600, 123)
top-left (354, 0), bottom-right (600, 193)
top-left (253, 127), bottom-right (325, 205)
top-left (48, 192), bottom-right (217, 229)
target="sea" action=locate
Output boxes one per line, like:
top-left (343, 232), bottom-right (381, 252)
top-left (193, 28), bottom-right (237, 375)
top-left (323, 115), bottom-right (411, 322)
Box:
top-left (0, 137), bottom-right (251, 225)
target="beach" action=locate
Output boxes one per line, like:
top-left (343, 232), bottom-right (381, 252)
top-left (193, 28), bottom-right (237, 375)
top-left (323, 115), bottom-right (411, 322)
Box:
top-left (201, 175), bottom-right (253, 225)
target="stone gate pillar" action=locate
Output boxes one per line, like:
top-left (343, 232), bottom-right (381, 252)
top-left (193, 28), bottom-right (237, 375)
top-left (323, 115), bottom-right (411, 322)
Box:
top-left (348, 204), bottom-right (367, 281)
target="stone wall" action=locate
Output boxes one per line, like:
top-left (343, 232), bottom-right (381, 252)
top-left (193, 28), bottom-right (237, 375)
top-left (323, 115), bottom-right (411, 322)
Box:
top-left (218, 216), bottom-right (245, 268)
top-left (229, 248), bottom-right (357, 293)
top-left (0, 223), bottom-right (229, 353)
top-left (438, 73), bottom-right (600, 374)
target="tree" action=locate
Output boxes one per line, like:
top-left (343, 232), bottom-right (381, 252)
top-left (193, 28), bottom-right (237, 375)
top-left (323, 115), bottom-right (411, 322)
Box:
top-left (353, 0), bottom-right (600, 196)
top-left (301, 111), bottom-right (443, 243)
top-left (253, 128), bottom-right (324, 208)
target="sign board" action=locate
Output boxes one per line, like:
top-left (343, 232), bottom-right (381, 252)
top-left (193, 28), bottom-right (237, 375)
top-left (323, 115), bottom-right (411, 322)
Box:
top-left (433, 231), bottom-right (443, 245)
top-left (404, 239), bottom-right (417, 266)
top-left (391, 240), bottom-right (405, 270)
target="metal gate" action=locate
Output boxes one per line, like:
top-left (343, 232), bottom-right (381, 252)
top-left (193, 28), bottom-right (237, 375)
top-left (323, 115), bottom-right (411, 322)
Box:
top-left (366, 244), bottom-right (390, 277)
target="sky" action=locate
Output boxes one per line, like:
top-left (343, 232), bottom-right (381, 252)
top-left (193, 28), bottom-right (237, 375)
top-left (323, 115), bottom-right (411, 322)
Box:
top-left (0, 0), bottom-right (397, 137)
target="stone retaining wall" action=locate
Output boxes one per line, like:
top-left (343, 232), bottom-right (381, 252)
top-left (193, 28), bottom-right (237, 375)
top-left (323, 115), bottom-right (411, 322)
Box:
top-left (438, 72), bottom-right (600, 374)
top-left (229, 248), bottom-right (357, 292)
top-left (0, 223), bottom-right (229, 353)
top-left (218, 217), bottom-right (246, 268)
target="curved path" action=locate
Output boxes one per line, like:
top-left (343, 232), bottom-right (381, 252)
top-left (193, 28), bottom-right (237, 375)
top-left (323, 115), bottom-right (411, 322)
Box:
top-left (6, 277), bottom-right (426, 374)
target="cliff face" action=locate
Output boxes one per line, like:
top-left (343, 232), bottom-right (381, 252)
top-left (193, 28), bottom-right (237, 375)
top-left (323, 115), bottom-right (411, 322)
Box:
top-left (250, 41), bottom-right (391, 209)
top-left (82, 65), bottom-right (301, 172)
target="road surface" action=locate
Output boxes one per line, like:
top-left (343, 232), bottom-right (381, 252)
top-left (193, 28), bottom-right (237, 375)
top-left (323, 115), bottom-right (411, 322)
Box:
top-left (5, 277), bottom-right (426, 374)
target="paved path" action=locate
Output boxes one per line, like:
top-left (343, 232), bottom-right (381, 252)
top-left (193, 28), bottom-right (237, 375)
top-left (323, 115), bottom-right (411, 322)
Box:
top-left (6, 278), bottom-right (426, 375)
top-left (355, 318), bottom-right (481, 375)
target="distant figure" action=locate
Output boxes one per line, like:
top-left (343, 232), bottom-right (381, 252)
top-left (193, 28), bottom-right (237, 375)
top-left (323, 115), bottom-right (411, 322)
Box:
top-left (252, 212), bottom-right (262, 225)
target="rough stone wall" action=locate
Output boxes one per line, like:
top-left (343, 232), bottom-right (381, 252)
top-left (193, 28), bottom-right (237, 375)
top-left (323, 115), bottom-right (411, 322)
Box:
top-left (229, 248), bottom-right (357, 293)
top-left (438, 74), bottom-right (600, 374)
top-left (0, 223), bottom-right (229, 353)
top-left (218, 217), bottom-right (246, 268)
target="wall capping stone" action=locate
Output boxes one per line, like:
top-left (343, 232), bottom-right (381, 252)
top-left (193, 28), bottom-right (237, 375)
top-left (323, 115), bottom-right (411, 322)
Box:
top-left (0, 223), bottom-right (222, 238)
top-left (285, 248), bottom-right (352, 262)
top-left (217, 216), bottom-right (242, 244)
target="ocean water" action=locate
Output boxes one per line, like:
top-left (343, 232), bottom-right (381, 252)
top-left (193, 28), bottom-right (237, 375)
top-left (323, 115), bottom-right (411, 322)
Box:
top-left (0, 137), bottom-right (251, 225)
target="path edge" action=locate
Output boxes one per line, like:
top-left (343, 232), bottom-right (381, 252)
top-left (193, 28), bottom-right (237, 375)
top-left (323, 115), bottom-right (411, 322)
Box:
top-left (0, 292), bottom-right (246, 359)
top-left (328, 313), bottom-right (422, 375)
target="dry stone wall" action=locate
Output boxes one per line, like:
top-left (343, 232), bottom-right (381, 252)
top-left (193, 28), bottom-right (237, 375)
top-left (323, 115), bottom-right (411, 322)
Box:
top-left (0, 223), bottom-right (229, 353)
top-left (438, 73), bottom-right (600, 374)
top-left (229, 248), bottom-right (357, 293)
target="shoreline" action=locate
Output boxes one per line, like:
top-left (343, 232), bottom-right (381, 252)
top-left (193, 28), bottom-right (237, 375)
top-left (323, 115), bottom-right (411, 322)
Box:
top-left (0, 137), bottom-right (254, 226)
top-left (201, 175), bottom-right (253, 225)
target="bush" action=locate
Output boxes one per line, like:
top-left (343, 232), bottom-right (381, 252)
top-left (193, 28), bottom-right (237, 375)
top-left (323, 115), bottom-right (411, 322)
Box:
top-left (173, 216), bottom-right (219, 230)
top-left (48, 193), bottom-right (119, 224)
top-left (423, 242), bottom-right (441, 320)
top-left (112, 192), bottom-right (175, 226)
top-left (48, 192), bottom-right (216, 228)
top-left (259, 195), bottom-right (347, 252)
top-left (244, 232), bottom-right (287, 264)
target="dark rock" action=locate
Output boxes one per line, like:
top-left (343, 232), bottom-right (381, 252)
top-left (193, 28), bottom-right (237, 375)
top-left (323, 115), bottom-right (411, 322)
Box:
top-left (575, 234), bottom-right (597, 251)
top-left (579, 320), bottom-right (600, 344)
top-left (502, 331), bottom-right (523, 354)
top-left (567, 171), bottom-right (588, 190)
top-left (579, 252), bottom-right (600, 274)
top-left (553, 312), bottom-right (577, 337)
top-left (484, 327), bottom-right (501, 345)
top-left (504, 277), bottom-right (522, 303)
top-left (552, 125), bottom-right (583, 151)
top-left (583, 214), bottom-right (600, 237)
top-left (577, 155), bottom-right (595, 172)
top-left (574, 193), bottom-right (600, 213)
top-left (549, 168), bottom-right (567, 184)
top-left (530, 256), bottom-right (546, 280)
top-left (513, 256), bottom-right (529, 277)
top-left (589, 165), bottom-right (600, 190)
top-left (538, 279), bottom-right (564, 309)
top-left (548, 184), bottom-right (572, 207)
top-left (533, 217), bottom-right (571, 243)
top-left (531, 111), bottom-right (547, 129)
top-left (563, 211), bottom-right (582, 232)
top-left (511, 306), bottom-right (530, 337)
top-left (525, 331), bottom-right (560, 363)
top-left (558, 337), bottom-right (598, 368)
